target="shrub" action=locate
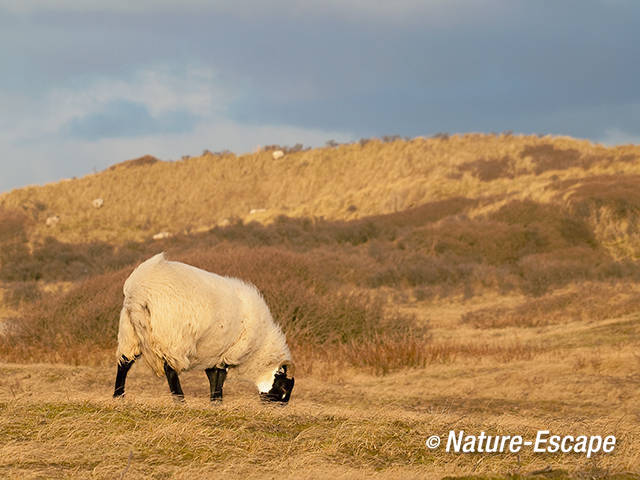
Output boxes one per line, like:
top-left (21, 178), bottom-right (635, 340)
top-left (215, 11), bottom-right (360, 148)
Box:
top-left (108, 155), bottom-right (159, 171)
top-left (459, 157), bottom-right (516, 181)
top-left (0, 208), bottom-right (29, 244)
top-left (1, 268), bottom-right (128, 362)
top-left (3, 281), bottom-right (41, 306)
top-left (1, 245), bottom-right (420, 365)
top-left (558, 175), bottom-right (640, 220)
top-left (489, 200), bottom-right (596, 248)
top-left (521, 144), bottom-right (584, 174)
top-left (431, 132), bottom-right (449, 140)
top-left (177, 247), bottom-right (402, 344)
top-left (340, 338), bottom-right (542, 374)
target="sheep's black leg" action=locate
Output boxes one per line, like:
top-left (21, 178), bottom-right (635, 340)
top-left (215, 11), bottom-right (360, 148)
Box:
top-left (113, 355), bottom-right (136, 398)
top-left (164, 361), bottom-right (184, 401)
top-left (205, 366), bottom-right (227, 402)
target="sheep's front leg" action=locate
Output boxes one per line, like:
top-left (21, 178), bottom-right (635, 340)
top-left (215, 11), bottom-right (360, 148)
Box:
top-left (163, 361), bottom-right (184, 401)
top-left (113, 355), bottom-right (136, 398)
top-left (205, 366), bottom-right (227, 402)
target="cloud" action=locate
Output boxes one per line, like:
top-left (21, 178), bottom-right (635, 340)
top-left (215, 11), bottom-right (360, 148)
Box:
top-left (597, 128), bottom-right (640, 146)
top-left (52, 66), bottom-right (225, 125)
top-left (1, 0), bottom-right (638, 193)
top-left (0, 64), bottom-right (354, 192)
top-left (0, 0), bottom-right (497, 25)
top-left (63, 99), bottom-right (198, 140)
top-left (1, 0), bottom-right (443, 14)
top-left (5, 65), bottom-right (227, 143)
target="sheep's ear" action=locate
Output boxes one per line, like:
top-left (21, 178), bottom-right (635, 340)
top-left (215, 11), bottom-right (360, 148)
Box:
top-left (280, 361), bottom-right (295, 379)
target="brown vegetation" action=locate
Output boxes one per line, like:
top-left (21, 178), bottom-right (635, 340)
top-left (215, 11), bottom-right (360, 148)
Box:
top-left (108, 154), bottom-right (160, 171)
top-left (1, 134), bottom-right (639, 478)
top-left (458, 156), bottom-right (517, 181)
top-left (462, 283), bottom-right (640, 328)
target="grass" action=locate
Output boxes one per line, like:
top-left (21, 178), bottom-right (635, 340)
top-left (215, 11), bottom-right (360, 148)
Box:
top-left (461, 283), bottom-right (640, 329)
top-left (1, 133), bottom-right (640, 478)
top-left (1, 134), bottom-right (638, 246)
top-left (0, 329), bottom-right (638, 479)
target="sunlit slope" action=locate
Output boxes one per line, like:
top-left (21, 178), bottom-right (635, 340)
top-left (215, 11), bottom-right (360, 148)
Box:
top-left (1, 134), bottom-right (638, 247)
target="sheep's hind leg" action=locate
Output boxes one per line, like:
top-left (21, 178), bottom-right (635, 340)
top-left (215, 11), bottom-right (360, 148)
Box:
top-left (205, 366), bottom-right (227, 402)
top-left (164, 361), bottom-right (185, 402)
top-left (113, 355), bottom-right (137, 398)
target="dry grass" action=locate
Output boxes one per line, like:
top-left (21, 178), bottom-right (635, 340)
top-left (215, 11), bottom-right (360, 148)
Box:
top-left (462, 282), bottom-right (640, 328)
top-left (0, 324), bottom-right (638, 479)
top-left (1, 134), bottom-right (638, 245)
top-left (1, 134), bottom-right (640, 478)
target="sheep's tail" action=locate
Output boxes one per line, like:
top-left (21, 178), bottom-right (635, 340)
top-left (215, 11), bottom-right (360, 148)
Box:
top-left (116, 307), bottom-right (142, 363)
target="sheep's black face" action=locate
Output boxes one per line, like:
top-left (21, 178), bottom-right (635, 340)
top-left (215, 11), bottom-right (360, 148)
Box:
top-left (260, 371), bottom-right (295, 403)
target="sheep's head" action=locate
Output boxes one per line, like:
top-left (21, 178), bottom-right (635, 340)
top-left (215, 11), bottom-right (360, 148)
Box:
top-left (259, 363), bottom-right (295, 403)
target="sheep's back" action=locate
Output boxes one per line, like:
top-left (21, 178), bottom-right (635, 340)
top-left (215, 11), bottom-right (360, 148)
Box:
top-left (123, 253), bottom-right (245, 371)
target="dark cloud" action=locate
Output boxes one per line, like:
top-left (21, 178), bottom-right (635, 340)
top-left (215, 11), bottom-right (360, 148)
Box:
top-left (64, 100), bottom-right (198, 140)
top-left (0, 0), bottom-right (639, 191)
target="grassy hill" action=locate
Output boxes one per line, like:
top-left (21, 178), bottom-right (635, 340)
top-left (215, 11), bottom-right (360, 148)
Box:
top-left (2, 134), bottom-right (639, 251)
top-left (1, 134), bottom-right (639, 479)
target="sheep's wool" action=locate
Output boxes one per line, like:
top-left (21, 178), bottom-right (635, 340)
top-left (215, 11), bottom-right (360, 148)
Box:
top-left (117, 253), bottom-right (293, 388)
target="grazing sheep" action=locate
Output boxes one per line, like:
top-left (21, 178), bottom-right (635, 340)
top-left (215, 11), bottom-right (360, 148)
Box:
top-left (272, 150), bottom-right (284, 160)
top-left (45, 215), bottom-right (60, 227)
top-left (113, 253), bottom-right (295, 403)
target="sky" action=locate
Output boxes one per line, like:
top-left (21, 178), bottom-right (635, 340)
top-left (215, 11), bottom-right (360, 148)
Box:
top-left (0, 0), bottom-right (639, 192)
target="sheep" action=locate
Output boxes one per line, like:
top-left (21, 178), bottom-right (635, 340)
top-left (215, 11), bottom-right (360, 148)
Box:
top-left (272, 150), bottom-right (284, 160)
top-left (45, 215), bottom-right (60, 227)
top-left (113, 253), bottom-right (295, 403)
top-left (92, 198), bottom-right (104, 209)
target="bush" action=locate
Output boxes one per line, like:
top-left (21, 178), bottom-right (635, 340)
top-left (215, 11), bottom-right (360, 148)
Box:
top-left (2, 245), bottom-right (421, 367)
top-left (108, 155), bottom-right (159, 171)
top-left (1, 268), bottom-right (128, 362)
top-left (177, 247), bottom-right (403, 344)
top-left (559, 175), bottom-right (640, 220)
top-left (521, 144), bottom-right (584, 174)
top-left (459, 157), bottom-right (516, 181)
top-left (3, 281), bottom-right (41, 306)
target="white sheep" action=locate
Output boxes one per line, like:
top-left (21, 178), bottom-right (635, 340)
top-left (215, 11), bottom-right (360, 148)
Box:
top-left (272, 150), bottom-right (284, 160)
top-left (45, 215), bottom-right (60, 227)
top-left (113, 253), bottom-right (295, 403)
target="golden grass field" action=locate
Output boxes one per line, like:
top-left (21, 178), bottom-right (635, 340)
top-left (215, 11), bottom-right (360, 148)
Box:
top-left (1, 134), bottom-right (639, 479)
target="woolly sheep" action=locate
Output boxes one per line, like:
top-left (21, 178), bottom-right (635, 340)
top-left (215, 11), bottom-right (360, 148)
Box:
top-left (113, 253), bottom-right (295, 403)
top-left (272, 150), bottom-right (284, 160)
top-left (45, 215), bottom-right (60, 227)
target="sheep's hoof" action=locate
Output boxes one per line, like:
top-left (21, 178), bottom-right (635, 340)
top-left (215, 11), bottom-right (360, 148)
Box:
top-left (172, 394), bottom-right (185, 404)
